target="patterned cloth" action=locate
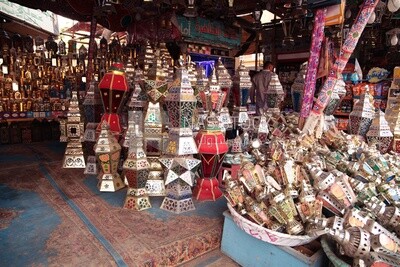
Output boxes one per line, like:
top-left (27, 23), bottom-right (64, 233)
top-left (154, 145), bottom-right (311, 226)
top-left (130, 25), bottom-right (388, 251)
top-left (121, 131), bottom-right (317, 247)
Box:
top-left (302, 0), bottom-right (379, 136)
top-left (300, 9), bottom-right (327, 119)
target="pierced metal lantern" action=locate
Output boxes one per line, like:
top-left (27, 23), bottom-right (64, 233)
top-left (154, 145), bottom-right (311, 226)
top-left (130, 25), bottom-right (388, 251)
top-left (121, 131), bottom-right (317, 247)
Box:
top-left (98, 62), bottom-right (129, 135)
top-left (291, 62), bottom-right (307, 113)
top-left (349, 90), bottom-right (376, 137)
top-left (137, 41), bottom-right (154, 79)
top-left (83, 80), bottom-right (103, 123)
top-left (194, 113), bottom-right (229, 201)
top-left (216, 57), bottom-right (232, 107)
top-left (233, 60), bottom-right (252, 124)
top-left (366, 110), bottom-right (393, 153)
top-left (60, 91), bottom-right (85, 169)
top-left (94, 122), bottom-right (125, 192)
top-left (164, 63), bottom-right (197, 128)
top-left (122, 118), bottom-right (151, 211)
top-left (128, 66), bottom-right (148, 111)
top-left (266, 73), bottom-right (284, 114)
top-left (329, 227), bottom-right (371, 259)
top-left (200, 69), bottom-right (226, 112)
top-left (159, 128), bottom-right (201, 213)
top-left (324, 78), bottom-right (347, 116)
top-left (194, 65), bottom-right (209, 105)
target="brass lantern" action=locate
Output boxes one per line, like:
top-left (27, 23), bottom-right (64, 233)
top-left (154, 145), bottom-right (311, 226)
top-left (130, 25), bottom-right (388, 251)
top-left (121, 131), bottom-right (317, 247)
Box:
top-left (94, 123), bottom-right (125, 192)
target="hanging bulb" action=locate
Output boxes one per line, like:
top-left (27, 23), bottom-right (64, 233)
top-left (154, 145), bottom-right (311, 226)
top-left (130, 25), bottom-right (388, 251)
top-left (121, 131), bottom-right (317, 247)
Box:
top-left (391, 34), bottom-right (398, 46)
top-left (345, 9), bottom-right (352, 19)
top-left (367, 11), bottom-right (376, 24)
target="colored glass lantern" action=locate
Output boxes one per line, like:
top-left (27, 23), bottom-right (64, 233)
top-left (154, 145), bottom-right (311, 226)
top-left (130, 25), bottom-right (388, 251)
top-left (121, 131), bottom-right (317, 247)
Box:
top-left (349, 90), bottom-right (376, 137)
top-left (194, 113), bottom-right (229, 201)
top-left (164, 62), bottom-right (197, 128)
top-left (216, 57), bottom-right (232, 107)
top-left (291, 62), bottom-right (307, 113)
top-left (98, 62), bottom-right (129, 135)
top-left (233, 60), bottom-right (252, 124)
top-left (194, 65), bottom-right (209, 105)
top-left (128, 66), bottom-right (148, 111)
top-left (266, 73), bottom-right (284, 114)
top-left (324, 78), bottom-right (346, 116)
top-left (366, 110), bottom-right (393, 153)
top-left (138, 41), bottom-right (154, 79)
top-left (60, 91), bottom-right (85, 168)
top-left (94, 123), bottom-right (125, 192)
top-left (83, 80), bottom-right (103, 123)
top-left (122, 112), bottom-right (151, 211)
top-left (200, 69), bottom-right (226, 112)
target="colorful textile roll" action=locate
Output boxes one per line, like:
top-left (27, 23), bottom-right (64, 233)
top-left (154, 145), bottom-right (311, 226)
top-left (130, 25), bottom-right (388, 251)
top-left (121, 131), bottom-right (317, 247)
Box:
top-left (300, 9), bottom-right (327, 119)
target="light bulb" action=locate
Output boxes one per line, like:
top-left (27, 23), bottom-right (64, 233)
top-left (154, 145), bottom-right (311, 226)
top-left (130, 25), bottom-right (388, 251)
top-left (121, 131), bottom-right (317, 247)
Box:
top-left (368, 12), bottom-right (376, 24)
top-left (391, 34), bottom-right (398, 46)
top-left (345, 9), bottom-right (352, 19)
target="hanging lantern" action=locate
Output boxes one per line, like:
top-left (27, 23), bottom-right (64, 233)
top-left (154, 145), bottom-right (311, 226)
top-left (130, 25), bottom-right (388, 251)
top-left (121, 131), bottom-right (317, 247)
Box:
top-left (97, 62), bottom-right (129, 135)
top-left (35, 36), bottom-right (44, 52)
top-left (183, 0), bottom-right (198, 18)
top-left (252, 2), bottom-right (263, 28)
top-left (282, 18), bottom-right (296, 47)
top-left (366, 110), bottom-right (393, 153)
top-left (216, 57), bottom-right (233, 107)
top-left (22, 35), bottom-right (34, 53)
top-left (194, 113), bottom-right (229, 201)
top-left (232, 60), bottom-right (252, 124)
top-left (348, 89), bottom-right (376, 137)
top-left (68, 37), bottom-right (77, 55)
top-left (45, 35), bottom-right (58, 56)
top-left (94, 122), bottom-right (125, 192)
top-left (386, 28), bottom-right (400, 46)
top-left (58, 37), bottom-right (66, 55)
top-left (291, 62), bottom-right (307, 113)
top-left (12, 33), bottom-right (23, 52)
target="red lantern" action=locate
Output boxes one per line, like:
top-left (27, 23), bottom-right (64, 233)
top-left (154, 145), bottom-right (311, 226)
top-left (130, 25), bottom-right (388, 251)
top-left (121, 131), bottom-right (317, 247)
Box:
top-left (193, 114), bottom-right (229, 201)
top-left (98, 62), bottom-right (128, 135)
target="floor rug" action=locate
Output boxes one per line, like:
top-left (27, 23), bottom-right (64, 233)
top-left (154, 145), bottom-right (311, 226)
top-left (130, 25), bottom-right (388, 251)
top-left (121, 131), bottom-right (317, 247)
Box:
top-left (0, 142), bottom-right (227, 267)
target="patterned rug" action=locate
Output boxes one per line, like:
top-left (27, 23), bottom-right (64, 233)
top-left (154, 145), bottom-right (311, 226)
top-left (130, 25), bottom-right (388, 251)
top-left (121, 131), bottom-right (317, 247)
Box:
top-left (0, 142), bottom-right (227, 267)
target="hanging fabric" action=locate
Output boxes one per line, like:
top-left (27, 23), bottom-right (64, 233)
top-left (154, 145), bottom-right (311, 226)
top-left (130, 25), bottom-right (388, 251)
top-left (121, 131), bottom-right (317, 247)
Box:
top-left (302, 0), bottom-right (380, 137)
top-left (300, 9), bottom-right (327, 120)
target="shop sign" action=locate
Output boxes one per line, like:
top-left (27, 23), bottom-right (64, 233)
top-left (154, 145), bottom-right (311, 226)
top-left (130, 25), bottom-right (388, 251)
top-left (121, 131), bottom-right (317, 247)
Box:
top-left (0, 0), bottom-right (57, 35)
top-left (176, 15), bottom-right (241, 48)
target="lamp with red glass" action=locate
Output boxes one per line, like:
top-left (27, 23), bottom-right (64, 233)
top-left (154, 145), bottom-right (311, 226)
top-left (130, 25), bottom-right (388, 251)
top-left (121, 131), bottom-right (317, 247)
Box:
top-left (98, 62), bottom-right (129, 136)
top-left (193, 111), bottom-right (229, 201)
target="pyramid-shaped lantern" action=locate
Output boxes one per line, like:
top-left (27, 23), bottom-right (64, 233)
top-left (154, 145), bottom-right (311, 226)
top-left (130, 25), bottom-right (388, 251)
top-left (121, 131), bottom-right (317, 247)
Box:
top-left (200, 68), bottom-right (226, 113)
top-left (128, 66), bottom-right (148, 111)
top-left (366, 110), bottom-right (393, 154)
top-left (194, 65), bottom-right (209, 104)
top-left (349, 89), bottom-right (376, 137)
top-left (145, 49), bottom-right (169, 103)
top-left (187, 56), bottom-right (197, 87)
top-left (94, 122), bottom-right (125, 192)
top-left (291, 62), bottom-right (307, 113)
top-left (164, 59), bottom-right (197, 129)
top-left (324, 78), bottom-right (347, 116)
top-left (233, 60), bottom-right (252, 124)
top-left (122, 116), bottom-right (151, 210)
top-left (266, 73), bottom-right (284, 114)
top-left (137, 41), bottom-right (154, 79)
top-left (97, 62), bottom-right (128, 135)
top-left (216, 57), bottom-right (232, 107)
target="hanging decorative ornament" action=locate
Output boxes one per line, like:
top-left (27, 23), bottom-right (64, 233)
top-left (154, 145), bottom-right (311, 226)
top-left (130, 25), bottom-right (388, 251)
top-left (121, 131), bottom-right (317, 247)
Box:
top-left (391, 34), bottom-right (399, 46)
top-left (366, 110), bottom-right (394, 154)
top-left (388, 0), bottom-right (400, 13)
top-left (348, 89), bottom-right (376, 138)
top-left (291, 62), bottom-right (307, 113)
top-left (367, 11), bottom-right (376, 24)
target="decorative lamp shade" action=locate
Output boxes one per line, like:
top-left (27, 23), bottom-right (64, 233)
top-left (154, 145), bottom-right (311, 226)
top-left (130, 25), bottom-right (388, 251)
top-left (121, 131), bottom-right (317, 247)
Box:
top-left (165, 64), bottom-right (197, 128)
top-left (200, 69), bottom-right (226, 112)
top-left (195, 115), bottom-right (229, 180)
top-left (349, 90), bottom-right (376, 137)
top-left (123, 135), bottom-right (150, 190)
top-left (216, 58), bottom-right (232, 106)
top-left (194, 65), bottom-right (209, 102)
top-left (98, 62), bottom-right (128, 134)
top-left (324, 78), bottom-right (347, 116)
top-left (94, 122), bottom-right (122, 174)
top-left (233, 60), bottom-right (252, 107)
top-left (266, 73), bottom-right (284, 111)
top-left (291, 62), bottom-right (307, 112)
top-left (366, 110), bottom-right (393, 153)
top-left (164, 128), bottom-right (198, 155)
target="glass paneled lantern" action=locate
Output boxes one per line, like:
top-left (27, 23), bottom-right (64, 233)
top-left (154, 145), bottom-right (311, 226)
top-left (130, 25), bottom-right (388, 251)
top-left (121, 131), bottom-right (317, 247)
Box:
top-left (194, 113), bottom-right (229, 201)
top-left (97, 62), bottom-right (129, 136)
top-left (60, 91), bottom-right (85, 168)
top-left (122, 113), bottom-right (151, 211)
top-left (349, 90), bottom-right (376, 137)
top-left (266, 73), bottom-right (285, 114)
top-left (233, 60), bottom-right (252, 124)
top-left (324, 78), bottom-right (347, 116)
top-left (216, 58), bottom-right (233, 129)
top-left (291, 62), bottom-right (307, 113)
top-left (366, 110), bottom-right (393, 154)
top-left (94, 122), bottom-right (125, 192)
top-left (83, 80), bottom-right (103, 123)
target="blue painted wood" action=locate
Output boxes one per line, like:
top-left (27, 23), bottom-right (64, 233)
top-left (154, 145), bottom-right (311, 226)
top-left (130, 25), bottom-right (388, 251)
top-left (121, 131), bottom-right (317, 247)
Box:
top-left (221, 211), bottom-right (329, 267)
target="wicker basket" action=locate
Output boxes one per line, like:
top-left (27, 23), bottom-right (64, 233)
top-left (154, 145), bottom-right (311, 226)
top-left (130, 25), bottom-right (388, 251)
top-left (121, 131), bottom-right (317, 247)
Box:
top-left (228, 203), bottom-right (318, 246)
